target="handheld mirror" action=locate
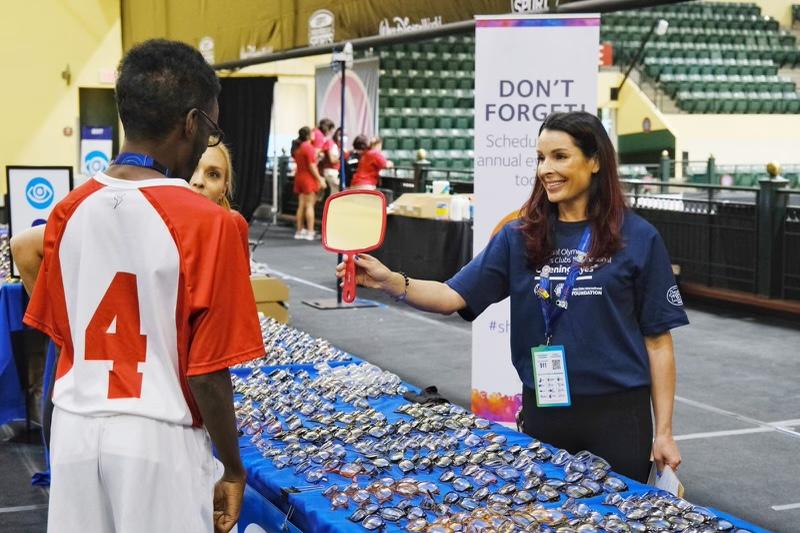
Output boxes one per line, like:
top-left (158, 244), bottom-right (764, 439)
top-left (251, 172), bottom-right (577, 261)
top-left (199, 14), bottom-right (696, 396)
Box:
top-left (322, 190), bottom-right (387, 303)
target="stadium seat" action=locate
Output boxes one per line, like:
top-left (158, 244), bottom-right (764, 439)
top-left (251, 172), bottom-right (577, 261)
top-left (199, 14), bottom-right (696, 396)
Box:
top-left (434, 138), bottom-right (450, 151)
top-left (404, 116), bottom-right (420, 129)
top-left (400, 138), bottom-right (416, 151)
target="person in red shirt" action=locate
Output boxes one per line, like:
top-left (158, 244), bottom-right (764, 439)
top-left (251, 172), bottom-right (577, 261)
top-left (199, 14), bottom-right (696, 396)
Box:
top-left (190, 143), bottom-right (250, 263)
top-left (19, 39), bottom-right (264, 533)
top-left (12, 145), bottom-right (253, 472)
top-left (292, 127), bottom-right (325, 240)
top-left (351, 137), bottom-right (393, 190)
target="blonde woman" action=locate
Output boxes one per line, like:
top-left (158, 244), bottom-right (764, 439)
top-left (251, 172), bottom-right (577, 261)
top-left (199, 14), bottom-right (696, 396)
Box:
top-left (190, 143), bottom-right (250, 261)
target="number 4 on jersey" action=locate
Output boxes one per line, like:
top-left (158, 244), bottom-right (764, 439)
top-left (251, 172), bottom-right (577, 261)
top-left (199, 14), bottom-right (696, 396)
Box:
top-left (85, 272), bottom-right (147, 399)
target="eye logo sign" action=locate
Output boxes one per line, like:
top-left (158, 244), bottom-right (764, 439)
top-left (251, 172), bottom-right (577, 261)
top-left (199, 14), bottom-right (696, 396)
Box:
top-left (25, 177), bottom-right (55, 209)
top-left (667, 285), bottom-right (683, 306)
top-left (84, 150), bottom-right (110, 175)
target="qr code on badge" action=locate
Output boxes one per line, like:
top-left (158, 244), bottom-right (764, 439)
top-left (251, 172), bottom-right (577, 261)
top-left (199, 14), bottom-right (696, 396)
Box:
top-left (551, 359), bottom-right (562, 371)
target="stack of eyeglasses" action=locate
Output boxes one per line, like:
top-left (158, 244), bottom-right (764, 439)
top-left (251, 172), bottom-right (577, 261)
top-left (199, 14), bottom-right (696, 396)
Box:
top-left (236, 316), bottom-right (352, 367)
top-left (0, 226), bottom-right (10, 281)
top-left (233, 364), bottom-right (409, 447)
top-left (232, 362), bottom-right (658, 530)
top-left (321, 473), bottom-right (628, 532)
top-left (597, 491), bottom-right (749, 533)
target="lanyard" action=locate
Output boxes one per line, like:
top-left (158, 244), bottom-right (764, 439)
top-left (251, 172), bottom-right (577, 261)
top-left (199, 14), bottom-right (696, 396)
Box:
top-left (536, 225), bottom-right (591, 345)
top-left (112, 152), bottom-right (174, 178)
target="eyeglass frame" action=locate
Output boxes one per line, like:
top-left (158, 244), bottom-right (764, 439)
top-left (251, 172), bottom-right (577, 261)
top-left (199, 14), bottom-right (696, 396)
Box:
top-left (191, 107), bottom-right (225, 147)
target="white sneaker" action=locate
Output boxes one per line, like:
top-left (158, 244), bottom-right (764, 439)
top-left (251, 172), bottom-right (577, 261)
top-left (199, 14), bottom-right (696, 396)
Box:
top-left (294, 229), bottom-right (307, 240)
top-left (303, 231), bottom-right (317, 241)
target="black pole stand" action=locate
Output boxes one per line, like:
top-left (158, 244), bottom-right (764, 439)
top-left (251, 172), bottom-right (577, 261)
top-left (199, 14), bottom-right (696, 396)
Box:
top-left (303, 42), bottom-right (379, 311)
top-left (610, 19), bottom-right (666, 101)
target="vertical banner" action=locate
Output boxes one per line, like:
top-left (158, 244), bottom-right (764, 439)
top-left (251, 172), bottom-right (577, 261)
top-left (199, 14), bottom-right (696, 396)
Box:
top-left (80, 126), bottom-right (113, 176)
top-left (5, 166), bottom-right (73, 276)
top-left (315, 57), bottom-right (379, 143)
top-left (472, 14), bottom-right (599, 422)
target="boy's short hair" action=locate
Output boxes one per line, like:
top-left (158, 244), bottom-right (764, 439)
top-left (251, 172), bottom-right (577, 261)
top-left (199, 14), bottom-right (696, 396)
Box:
top-left (116, 39), bottom-right (221, 141)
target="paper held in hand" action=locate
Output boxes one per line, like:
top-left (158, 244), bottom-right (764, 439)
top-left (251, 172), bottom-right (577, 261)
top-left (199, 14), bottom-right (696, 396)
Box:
top-left (647, 464), bottom-right (684, 498)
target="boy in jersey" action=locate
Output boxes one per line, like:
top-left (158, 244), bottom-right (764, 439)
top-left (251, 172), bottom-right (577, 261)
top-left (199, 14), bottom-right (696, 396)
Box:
top-left (22, 40), bottom-right (264, 533)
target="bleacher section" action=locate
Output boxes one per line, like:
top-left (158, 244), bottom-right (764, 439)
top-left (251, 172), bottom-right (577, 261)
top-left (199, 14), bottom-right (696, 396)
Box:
top-left (602, 2), bottom-right (800, 113)
top-left (368, 2), bottom-right (800, 173)
top-left (372, 35), bottom-right (475, 169)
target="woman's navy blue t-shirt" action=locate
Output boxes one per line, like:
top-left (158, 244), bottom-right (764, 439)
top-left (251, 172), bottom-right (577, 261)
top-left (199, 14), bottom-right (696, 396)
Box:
top-left (446, 211), bottom-right (689, 395)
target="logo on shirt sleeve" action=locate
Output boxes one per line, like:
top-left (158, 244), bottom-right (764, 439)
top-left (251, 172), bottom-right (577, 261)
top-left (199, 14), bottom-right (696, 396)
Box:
top-left (667, 285), bottom-right (684, 306)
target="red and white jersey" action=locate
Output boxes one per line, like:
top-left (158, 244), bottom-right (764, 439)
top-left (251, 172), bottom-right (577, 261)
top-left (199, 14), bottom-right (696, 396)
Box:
top-left (24, 173), bottom-right (265, 426)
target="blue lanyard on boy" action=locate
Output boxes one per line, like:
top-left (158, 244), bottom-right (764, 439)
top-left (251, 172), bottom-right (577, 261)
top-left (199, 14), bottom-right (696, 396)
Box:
top-left (112, 152), bottom-right (174, 178)
top-left (535, 226), bottom-right (592, 345)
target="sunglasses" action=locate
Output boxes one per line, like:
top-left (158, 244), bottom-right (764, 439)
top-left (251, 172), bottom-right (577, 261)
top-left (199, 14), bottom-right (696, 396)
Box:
top-left (192, 108), bottom-right (224, 147)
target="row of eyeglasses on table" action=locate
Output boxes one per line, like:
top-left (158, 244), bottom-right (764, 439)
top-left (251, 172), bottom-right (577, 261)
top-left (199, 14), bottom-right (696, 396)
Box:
top-left (232, 338), bottom-right (748, 533)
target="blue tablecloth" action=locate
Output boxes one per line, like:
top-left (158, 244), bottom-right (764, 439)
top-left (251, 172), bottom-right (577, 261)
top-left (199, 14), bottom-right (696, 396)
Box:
top-left (235, 364), bottom-right (770, 533)
top-left (0, 285), bottom-right (769, 532)
top-left (239, 483), bottom-right (303, 533)
top-left (0, 282), bottom-right (28, 425)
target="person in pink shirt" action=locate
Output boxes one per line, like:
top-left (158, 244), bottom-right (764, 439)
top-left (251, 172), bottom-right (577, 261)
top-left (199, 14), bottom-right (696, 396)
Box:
top-left (311, 118), bottom-right (335, 151)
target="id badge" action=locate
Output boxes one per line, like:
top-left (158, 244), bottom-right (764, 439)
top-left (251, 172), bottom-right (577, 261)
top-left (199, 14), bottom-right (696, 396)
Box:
top-left (531, 345), bottom-right (571, 407)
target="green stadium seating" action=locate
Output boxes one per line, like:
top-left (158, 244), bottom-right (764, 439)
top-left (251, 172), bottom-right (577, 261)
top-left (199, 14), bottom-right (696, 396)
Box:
top-left (605, 2), bottom-right (800, 114)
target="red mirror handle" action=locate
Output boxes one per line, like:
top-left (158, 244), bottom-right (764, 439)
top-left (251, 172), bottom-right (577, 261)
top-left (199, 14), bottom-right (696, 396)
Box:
top-left (343, 256), bottom-right (357, 303)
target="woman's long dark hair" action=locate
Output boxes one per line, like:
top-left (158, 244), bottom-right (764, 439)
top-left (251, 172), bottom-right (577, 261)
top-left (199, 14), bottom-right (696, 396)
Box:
top-left (520, 112), bottom-right (626, 270)
top-left (291, 126), bottom-right (311, 154)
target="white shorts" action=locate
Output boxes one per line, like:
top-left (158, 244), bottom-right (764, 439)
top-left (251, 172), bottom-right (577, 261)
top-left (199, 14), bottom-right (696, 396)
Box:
top-left (48, 407), bottom-right (215, 533)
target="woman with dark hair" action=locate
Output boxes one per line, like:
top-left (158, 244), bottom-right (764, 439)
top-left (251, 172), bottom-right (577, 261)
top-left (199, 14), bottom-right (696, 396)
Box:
top-left (345, 134), bottom-right (369, 186)
top-left (292, 126), bottom-right (325, 240)
top-left (336, 111), bottom-right (687, 482)
top-left (350, 137), bottom-right (393, 190)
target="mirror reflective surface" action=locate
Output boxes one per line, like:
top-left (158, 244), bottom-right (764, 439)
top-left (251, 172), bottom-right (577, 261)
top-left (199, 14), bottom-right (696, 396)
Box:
top-left (323, 192), bottom-right (386, 253)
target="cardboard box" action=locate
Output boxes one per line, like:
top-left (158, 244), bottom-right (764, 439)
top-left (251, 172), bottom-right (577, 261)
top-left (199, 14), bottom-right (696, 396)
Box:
top-left (251, 275), bottom-right (289, 323)
top-left (390, 193), bottom-right (472, 220)
top-left (256, 302), bottom-right (289, 324)
top-left (251, 275), bottom-right (289, 303)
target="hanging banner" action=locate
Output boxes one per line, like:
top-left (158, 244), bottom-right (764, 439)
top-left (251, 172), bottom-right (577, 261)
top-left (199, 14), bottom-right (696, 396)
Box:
top-left (315, 57), bottom-right (379, 144)
top-left (122, 0), bottom-right (575, 64)
top-left (472, 14), bottom-right (599, 422)
top-left (80, 126), bottom-right (113, 176)
top-left (5, 166), bottom-right (74, 276)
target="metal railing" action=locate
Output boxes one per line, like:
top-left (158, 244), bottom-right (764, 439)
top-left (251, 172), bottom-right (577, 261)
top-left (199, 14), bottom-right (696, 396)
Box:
top-left (780, 197), bottom-right (800, 300)
top-left (380, 162), bottom-right (474, 197)
top-left (623, 178), bottom-right (799, 300)
top-left (272, 155), bottom-right (799, 302)
top-left (623, 180), bottom-right (760, 293)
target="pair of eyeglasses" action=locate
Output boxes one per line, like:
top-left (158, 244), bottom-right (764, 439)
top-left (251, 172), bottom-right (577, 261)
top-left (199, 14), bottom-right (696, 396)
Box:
top-left (192, 108), bottom-right (224, 147)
